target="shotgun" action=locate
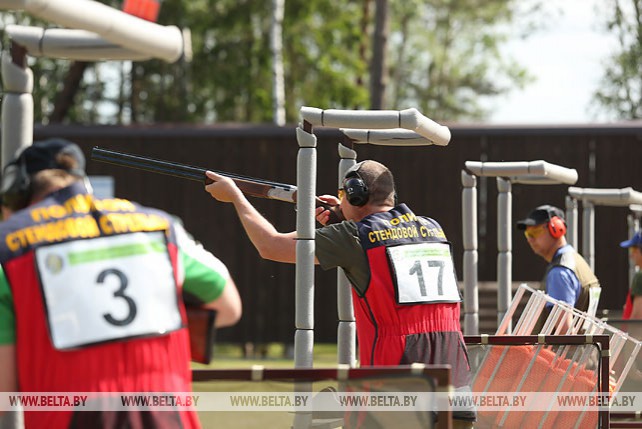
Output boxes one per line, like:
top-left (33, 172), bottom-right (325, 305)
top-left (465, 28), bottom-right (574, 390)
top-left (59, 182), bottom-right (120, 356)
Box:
top-left (90, 147), bottom-right (344, 223)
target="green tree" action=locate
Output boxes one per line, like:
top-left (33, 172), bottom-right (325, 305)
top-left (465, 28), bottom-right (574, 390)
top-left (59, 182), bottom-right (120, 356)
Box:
top-left (388, 0), bottom-right (537, 122)
top-left (593, 0), bottom-right (642, 120)
top-left (132, 0), bottom-right (540, 123)
top-left (0, 0), bottom-right (147, 125)
top-left (1, 0), bottom-right (543, 124)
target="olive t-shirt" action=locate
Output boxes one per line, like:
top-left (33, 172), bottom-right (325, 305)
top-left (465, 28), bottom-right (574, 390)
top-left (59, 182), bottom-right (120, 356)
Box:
top-left (315, 221), bottom-right (370, 296)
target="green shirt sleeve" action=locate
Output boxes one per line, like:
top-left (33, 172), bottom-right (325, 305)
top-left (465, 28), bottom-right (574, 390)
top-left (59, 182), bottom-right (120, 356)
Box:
top-left (631, 271), bottom-right (642, 297)
top-left (0, 266), bottom-right (15, 344)
top-left (174, 222), bottom-right (230, 306)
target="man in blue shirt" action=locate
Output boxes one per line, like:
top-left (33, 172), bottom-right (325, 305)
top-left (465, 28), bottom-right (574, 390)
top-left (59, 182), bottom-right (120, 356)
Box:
top-left (620, 231), bottom-right (642, 320)
top-left (517, 205), bottom-right (600, 329)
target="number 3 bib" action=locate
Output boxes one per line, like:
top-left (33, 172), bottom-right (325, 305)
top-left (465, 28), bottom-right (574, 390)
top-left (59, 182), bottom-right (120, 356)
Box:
top-left (387, 242), bottom-right (461, 305)
top-left (36, 231), bottom-right (182, 350)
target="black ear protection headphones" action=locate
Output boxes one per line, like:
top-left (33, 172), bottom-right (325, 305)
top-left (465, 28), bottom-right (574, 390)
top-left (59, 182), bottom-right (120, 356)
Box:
top-left (0, 156), bottom-right (32, 211)
top-left (547, 211), bottom-right (567, 239)
top-left (1, 139), bottom-right (87, 211)
top-left (342, 170), bottom-right (369, 207)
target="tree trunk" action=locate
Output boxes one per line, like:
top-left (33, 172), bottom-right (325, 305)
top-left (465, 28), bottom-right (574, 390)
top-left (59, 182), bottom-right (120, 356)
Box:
top-left (49, 61), bottom-right (89, 123)
top-left (370, 0), bottom-right (389, 109)
top-left (357, 0), bottom-right (372, 90)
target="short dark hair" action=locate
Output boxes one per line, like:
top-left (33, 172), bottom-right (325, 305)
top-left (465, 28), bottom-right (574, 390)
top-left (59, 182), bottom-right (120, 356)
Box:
top-left (354, 160), bottom-right (396, 206)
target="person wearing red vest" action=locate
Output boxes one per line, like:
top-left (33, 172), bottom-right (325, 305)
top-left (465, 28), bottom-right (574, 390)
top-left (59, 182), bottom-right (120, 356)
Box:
top-left (620, 231), bottom-right (642, 320)
top-left (618, 233), bottom-right (642, 389)
top-left (205, 160), bottom-right (475, 427)
top-left (0, 138), bottom-right (242, 429)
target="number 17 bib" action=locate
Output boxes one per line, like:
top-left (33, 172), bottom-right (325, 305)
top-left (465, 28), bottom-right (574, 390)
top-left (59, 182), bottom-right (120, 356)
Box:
top-left (387, 242), bottom-right (461, 305)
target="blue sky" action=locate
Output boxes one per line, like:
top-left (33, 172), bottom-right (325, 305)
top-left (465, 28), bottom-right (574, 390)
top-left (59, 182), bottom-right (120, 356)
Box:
top-left (484, 0), bottom-right (618, 125)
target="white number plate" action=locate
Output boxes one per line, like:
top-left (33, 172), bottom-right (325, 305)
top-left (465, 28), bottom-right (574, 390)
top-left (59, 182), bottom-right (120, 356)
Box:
top-left (387, 242), bottom-right (461, 304)
top-left (36, 231), bottom-right (182, 349)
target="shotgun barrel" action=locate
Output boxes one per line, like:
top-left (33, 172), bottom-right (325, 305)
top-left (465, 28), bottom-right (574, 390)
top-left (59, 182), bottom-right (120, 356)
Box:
top-left (90, 147), bottom-right (344, 222)
top-left (91, 147), bottom-right (298, 202)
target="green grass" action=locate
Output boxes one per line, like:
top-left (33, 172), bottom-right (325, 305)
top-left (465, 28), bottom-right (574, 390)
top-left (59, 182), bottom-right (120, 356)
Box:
top-left (191, 343), bottom-right (340, 370)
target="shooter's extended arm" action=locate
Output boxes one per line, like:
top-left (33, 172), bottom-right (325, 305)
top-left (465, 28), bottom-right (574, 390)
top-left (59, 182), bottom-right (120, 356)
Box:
top-left (90, 147), bottom-right (343, 222)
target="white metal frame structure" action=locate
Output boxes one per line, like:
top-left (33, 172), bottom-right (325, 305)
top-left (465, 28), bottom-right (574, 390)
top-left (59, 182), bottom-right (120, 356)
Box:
top-left (294, 107), bottom-right (451, 368)
top-left (0, 0), bottom-right (188, 62)
top-left (566, 187), bottom-right (642, 273)
top-left (461, 161), bottom-right (578, 335)
top-left (0, 0), bottom-right (191, 169)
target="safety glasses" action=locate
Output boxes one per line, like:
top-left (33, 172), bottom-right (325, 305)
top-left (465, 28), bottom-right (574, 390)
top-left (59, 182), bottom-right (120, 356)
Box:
top-left (524, 224), bottom-right (547, 239)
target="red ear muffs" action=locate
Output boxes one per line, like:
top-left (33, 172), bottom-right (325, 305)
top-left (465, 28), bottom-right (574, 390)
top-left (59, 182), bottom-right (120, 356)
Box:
top-left (548, 216), bottom-right (566, 239)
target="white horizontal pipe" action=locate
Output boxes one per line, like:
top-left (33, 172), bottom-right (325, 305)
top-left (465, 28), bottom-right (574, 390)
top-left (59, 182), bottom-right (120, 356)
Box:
top-left (340, 128), bottom-right (447, 146)
top-left (300, 106), bottom-right (451, 146)
top-left (6, 25), bottom-right (152, 60)
top-left (0, 0), bottom-right (188, 63)
top-left (464, 160), bottom-right (578, 184)
top-left (568, 187), bottom-right (642, 206)
top-left (630, 204), bottom-right (642, 214)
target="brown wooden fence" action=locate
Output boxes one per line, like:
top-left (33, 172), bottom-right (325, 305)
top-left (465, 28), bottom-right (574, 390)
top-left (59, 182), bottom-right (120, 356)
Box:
top-left (32, 122), bottom-right (642, 342)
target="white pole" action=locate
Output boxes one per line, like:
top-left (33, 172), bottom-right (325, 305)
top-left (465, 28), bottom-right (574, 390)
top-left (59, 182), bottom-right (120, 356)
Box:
top-left (294, 126), bottom-right (316, 368)
top-left (461, 170), bottom-right (478, 334)
top-left (5, 25), bottom-right (153, 60)
top-left (336, 144), bottom-right (356, 366)
top-left (1, 50), bottom-right (33, 169)
top-left (497, 177), bottom-right (512, 332)
top-left (582, 201), bottom-right (595, 270)
top-left (565, 195), bottom-right (578, 249)
top-left (270, 0), bottom-right (285, 126)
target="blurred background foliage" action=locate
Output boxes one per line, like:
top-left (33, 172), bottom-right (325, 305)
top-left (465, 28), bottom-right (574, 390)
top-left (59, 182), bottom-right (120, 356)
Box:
top-left (0, 0), bottom-right (639, 124)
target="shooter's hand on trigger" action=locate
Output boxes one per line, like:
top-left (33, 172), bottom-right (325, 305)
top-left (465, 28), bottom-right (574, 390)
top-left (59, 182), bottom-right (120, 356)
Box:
top-left (204, 170), bottom-right (243, 203)
top-left (315, 194), bottom-right (342, 226)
